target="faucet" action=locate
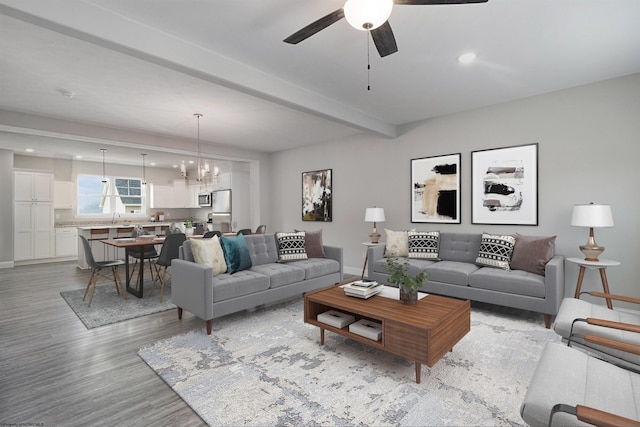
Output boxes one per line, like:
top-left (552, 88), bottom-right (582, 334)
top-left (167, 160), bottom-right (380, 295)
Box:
top-left (111, 212), bottom-right (121, 224)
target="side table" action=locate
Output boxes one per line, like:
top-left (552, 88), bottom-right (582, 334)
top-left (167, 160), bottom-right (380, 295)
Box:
top-left (362, 242), bottom-right (384, 279)
top-left (566, 257), bottom-right (621, 309)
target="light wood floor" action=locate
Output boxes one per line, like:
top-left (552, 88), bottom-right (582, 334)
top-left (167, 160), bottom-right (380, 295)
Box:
top-left (0, 261), bottom-right (207, 426)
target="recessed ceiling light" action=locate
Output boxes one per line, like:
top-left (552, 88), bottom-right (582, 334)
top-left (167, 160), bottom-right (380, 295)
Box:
top-left (25, 148), bottom-right (34, 152)
top-left (150, 162), bottom-right (156, 166)
top-left (75, 155), bottom-right (83, 159)
top-left (188, 160), bottom-right (195, 164)
top-left (172, 164), bottom-right (178, 168)
top-left (457, 52), bottom-right (476, 64)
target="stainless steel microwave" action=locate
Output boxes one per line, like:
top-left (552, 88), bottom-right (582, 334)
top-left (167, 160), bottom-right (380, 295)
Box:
top-left (198, 192), bottom-right (212, 207)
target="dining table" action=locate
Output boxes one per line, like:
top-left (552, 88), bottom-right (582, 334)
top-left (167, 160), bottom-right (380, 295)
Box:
top-left (101, 236), bottom-right (165, 298)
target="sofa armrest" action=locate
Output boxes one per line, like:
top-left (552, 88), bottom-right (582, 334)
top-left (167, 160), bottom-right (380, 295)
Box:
top-left (544, 254), bottom-right (565, 315)
top-left (323, 245), bottom-right (343, 281)
top-left (367, 245), bottom-right (386, 277)
top-left (171, 258), bottom-right (214, 320)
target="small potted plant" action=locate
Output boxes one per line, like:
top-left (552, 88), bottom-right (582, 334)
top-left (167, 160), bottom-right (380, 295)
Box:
top-left (385, 257), bottom-right (429, 304)
top-left (183, 217), bottom-right (195, 236)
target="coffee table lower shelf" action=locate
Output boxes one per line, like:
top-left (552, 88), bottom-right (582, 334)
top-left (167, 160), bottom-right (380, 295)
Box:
top-left (304, 286), bottom-right (470, 384)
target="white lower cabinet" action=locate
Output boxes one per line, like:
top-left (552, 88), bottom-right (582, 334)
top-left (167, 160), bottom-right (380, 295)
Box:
top-left (55, 227), bottom-right (78, 257)
top-left (14, 201), bottom-right (54, 261)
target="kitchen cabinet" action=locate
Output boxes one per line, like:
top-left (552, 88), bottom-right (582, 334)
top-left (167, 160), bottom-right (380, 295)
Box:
top-left (15, 171), bottom-right (53, 201)
top-left (14, 201), bottom-right (54, 261)
top-left (55, 227), bottom-right (78, 257)
top-left (54, 181), bottom-right (74, 209)
top-left (150, 184), bottom-right (173, 208)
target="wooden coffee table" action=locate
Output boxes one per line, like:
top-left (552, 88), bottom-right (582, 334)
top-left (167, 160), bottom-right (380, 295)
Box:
top-left (304, 285), bottom-right (470, 383)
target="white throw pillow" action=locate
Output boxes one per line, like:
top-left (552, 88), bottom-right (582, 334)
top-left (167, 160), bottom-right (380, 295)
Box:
top-left (475, 233), bottom-right (516, 270)
top-left (384, 229), bottom-right (414, 257)
top-left (190, 236), bottom-right (227, 275)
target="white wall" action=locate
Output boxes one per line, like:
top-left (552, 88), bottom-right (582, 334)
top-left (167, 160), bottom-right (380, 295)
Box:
top-left (269, 73), bottom-right (640, 303)
top-left (0, 149), bottom-right (14, 267)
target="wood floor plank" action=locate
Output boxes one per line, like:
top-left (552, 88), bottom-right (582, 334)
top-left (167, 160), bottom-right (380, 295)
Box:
top-left (0, 261), bottom-right (207, 426)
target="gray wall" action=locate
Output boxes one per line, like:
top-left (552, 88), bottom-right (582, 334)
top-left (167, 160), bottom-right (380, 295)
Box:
top-left (269, 73), bottom-right (640, 303)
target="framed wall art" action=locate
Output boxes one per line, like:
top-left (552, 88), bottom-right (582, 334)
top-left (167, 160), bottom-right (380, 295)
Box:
top-left (411, 153), bottom-right (461, 223)
top-left (302, 168), bottom-right (332, 222)
top-left (471, 143), bottom-right (538, 225)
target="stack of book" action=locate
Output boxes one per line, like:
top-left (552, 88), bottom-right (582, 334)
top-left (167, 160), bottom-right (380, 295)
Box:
top-left (343, 280), bottom-right (383, 299)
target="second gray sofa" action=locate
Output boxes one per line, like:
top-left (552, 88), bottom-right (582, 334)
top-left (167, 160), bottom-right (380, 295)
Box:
top-left (367, 231), bottom-right (564, 328)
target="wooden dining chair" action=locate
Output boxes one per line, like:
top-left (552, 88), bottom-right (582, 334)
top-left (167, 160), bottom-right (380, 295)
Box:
top-left (80, 236), bottom-right (126, 306)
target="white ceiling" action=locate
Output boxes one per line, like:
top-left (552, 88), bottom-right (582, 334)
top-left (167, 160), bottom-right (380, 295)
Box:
top-left (1, 0), bottom-right (640, 167)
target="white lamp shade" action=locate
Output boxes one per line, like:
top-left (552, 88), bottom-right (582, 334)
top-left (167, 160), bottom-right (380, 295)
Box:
top-left (571, 204), bottom-right (614, 227)
top-left (365, 207), bottom-right (385, 222)
top-left (344, 0), bottom-right (393, 31)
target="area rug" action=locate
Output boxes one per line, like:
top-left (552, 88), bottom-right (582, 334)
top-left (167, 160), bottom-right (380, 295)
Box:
top-left (60, 283), bottom-right (175, 329)
top-left (138, 298), bottom-right (559, 426)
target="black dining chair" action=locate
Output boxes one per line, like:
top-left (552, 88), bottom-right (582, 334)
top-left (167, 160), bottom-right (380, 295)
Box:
top-left (150, 233), bottom-right (187, 302)
top-left (236, 228), bottom-right (252, 236)
top-left (129, 227), bottom-right (159, 283)
top-left (255, 225), bottom-right (266, 234)
top-left (203, 230), bottom-right (221, 238)
top-left (79, 235), bottom-right (126, 306)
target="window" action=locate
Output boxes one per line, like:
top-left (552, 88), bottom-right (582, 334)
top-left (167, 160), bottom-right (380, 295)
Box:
top-left (77, 175), bottom-right (145, 216)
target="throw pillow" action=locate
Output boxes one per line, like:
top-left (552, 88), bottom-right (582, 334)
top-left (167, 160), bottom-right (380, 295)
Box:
top-left (408, 231), bottom-right (440, 259)
top-left (295, 228), bottom-right (326, 258)
top-left (275, 231), bottom-right (308, 262)
top-left (475, 233), bottom-right (516, 270)
top-left (510, 233), bottom-right (556, 276)
top-left (220, 235), bottom-right (252, 274)
top-left (190, 236), bottom-right (227, 275)
top-left (384, 229), bottom-right (414, 257)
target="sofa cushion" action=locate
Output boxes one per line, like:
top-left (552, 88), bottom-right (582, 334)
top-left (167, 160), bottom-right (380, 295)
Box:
top-left (509, 233), bottom-right (556, 276)
top-left (250, 263), bottom-right (306, 289)
top-left (244, 233), bottom-right (279, 266)
top-left (408, 231), bottom-right (440, 259)
top-left (475, 233), bottom-right (516, 270)
top-left (220, 235), bottom-right (253, 274)
top-left (426, 261), bottom-right (480, 286)
top-left (211, 270), bottom-right (270, 302)
top-left (189, 236), bottom-right (227, 275)
top-left (469, 267), bottom-right (545, 298)
top-left (438, 232), bottom-right (482, 263)
top-left (295, 228), bottom-right (326, 258)
top-left (286, 258), bottom-right (341, 280)
top-left (384, 229), bottom-right (413, 257)
top-left (275, 231), bottom-right (308, 262)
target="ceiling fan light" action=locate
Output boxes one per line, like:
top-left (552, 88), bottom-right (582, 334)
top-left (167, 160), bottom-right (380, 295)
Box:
top-left (344, 0), bottom-right (393, 31)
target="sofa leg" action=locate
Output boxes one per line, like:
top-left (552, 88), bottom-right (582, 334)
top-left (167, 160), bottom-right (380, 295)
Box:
top-left (177, 307), bottom-right (183, 319)
top-left (544, 314), bottom-right (552, 329)
top-left (206, 319), bottom-right (213, 335)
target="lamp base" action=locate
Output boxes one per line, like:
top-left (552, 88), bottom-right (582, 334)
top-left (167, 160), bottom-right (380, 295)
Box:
top-left (369, 232), bottom-right (381, 244)
top-left (579, 243), bottom-right (605, 262)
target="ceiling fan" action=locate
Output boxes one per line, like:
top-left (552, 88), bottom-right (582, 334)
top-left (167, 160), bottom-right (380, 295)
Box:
top-left (284, 0), bottom-right (489, 58)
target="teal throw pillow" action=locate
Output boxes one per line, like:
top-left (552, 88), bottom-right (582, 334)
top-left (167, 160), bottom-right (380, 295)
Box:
top-left (220, 235), bottom-right (252, 274)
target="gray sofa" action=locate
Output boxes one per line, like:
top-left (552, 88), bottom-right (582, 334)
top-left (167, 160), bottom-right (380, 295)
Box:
top-left (171, 233), bottom-right (343, 334)
top-left (367, 232), bottom-right (564, 328)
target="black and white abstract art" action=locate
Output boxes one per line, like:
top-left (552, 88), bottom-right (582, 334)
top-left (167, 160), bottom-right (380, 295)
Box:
top-left (411, 153), bottom-right (461, 223)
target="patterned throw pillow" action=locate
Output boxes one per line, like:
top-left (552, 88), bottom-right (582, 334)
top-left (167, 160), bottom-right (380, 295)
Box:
top-left (408, 231), bottom-right (440, 259)
top-left (220, 235), bottom-right (253, 274)
top-left (190, 236), bottom-right (227, 275)
top-left (475, 233), bottom-right (516, 270)
top-left (384, 229), bottom-right (414, 257)
top-left (275, 231), bottom-right (308, 262)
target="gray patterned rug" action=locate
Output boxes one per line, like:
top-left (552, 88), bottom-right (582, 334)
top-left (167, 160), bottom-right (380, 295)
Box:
top-left (138, 298), bottom-right (559, 426)
top-left (60, 283), bottom-right (175, 329)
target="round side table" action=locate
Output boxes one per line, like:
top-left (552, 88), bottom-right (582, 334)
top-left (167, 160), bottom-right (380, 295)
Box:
top-left (362, 242), bottom-right (385, 279)
top-left (566, 257), bottom-right (621, 309)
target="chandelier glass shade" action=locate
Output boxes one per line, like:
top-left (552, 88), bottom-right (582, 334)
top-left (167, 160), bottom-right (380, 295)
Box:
top-left (344, 0), bottom-right (393, 30)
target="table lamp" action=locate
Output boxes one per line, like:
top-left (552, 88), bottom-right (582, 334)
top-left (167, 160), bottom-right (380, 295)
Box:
top-left (570, 202), bottom-right (614, 261)
top-left (365, 207), bottom-right (385, 244)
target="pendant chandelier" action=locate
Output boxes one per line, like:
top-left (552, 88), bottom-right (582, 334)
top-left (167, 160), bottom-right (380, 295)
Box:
top-left (194, 113), bottom-right (210, 182)
top-left (141, 153), bottom-right (147, 186)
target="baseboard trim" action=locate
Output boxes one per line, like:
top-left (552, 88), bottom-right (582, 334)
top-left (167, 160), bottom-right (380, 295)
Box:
top-left (0, 261), bottom-right (15, 269)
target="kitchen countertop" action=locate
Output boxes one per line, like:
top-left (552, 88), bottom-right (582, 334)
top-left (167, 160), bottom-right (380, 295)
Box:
top-left (73, 222), bottom-right (175, 230)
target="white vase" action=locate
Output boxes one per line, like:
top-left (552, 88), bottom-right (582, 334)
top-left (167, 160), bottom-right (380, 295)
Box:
top-left (185, 227), bottom-right (193, 236)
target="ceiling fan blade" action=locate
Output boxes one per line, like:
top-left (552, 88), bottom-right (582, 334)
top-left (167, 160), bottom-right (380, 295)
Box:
top-left (393, 0), bottom-right (488, 5)
top-left (371, 21), bottom-right (398, 58)
top-left (283, 9), bottom-right (345, 44)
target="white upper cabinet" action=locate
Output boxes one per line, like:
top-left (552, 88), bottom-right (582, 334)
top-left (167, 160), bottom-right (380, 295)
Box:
top-left (54, 181), bottom-right (74, 209)
top-left (15, 171), bottom-right (53, 201)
